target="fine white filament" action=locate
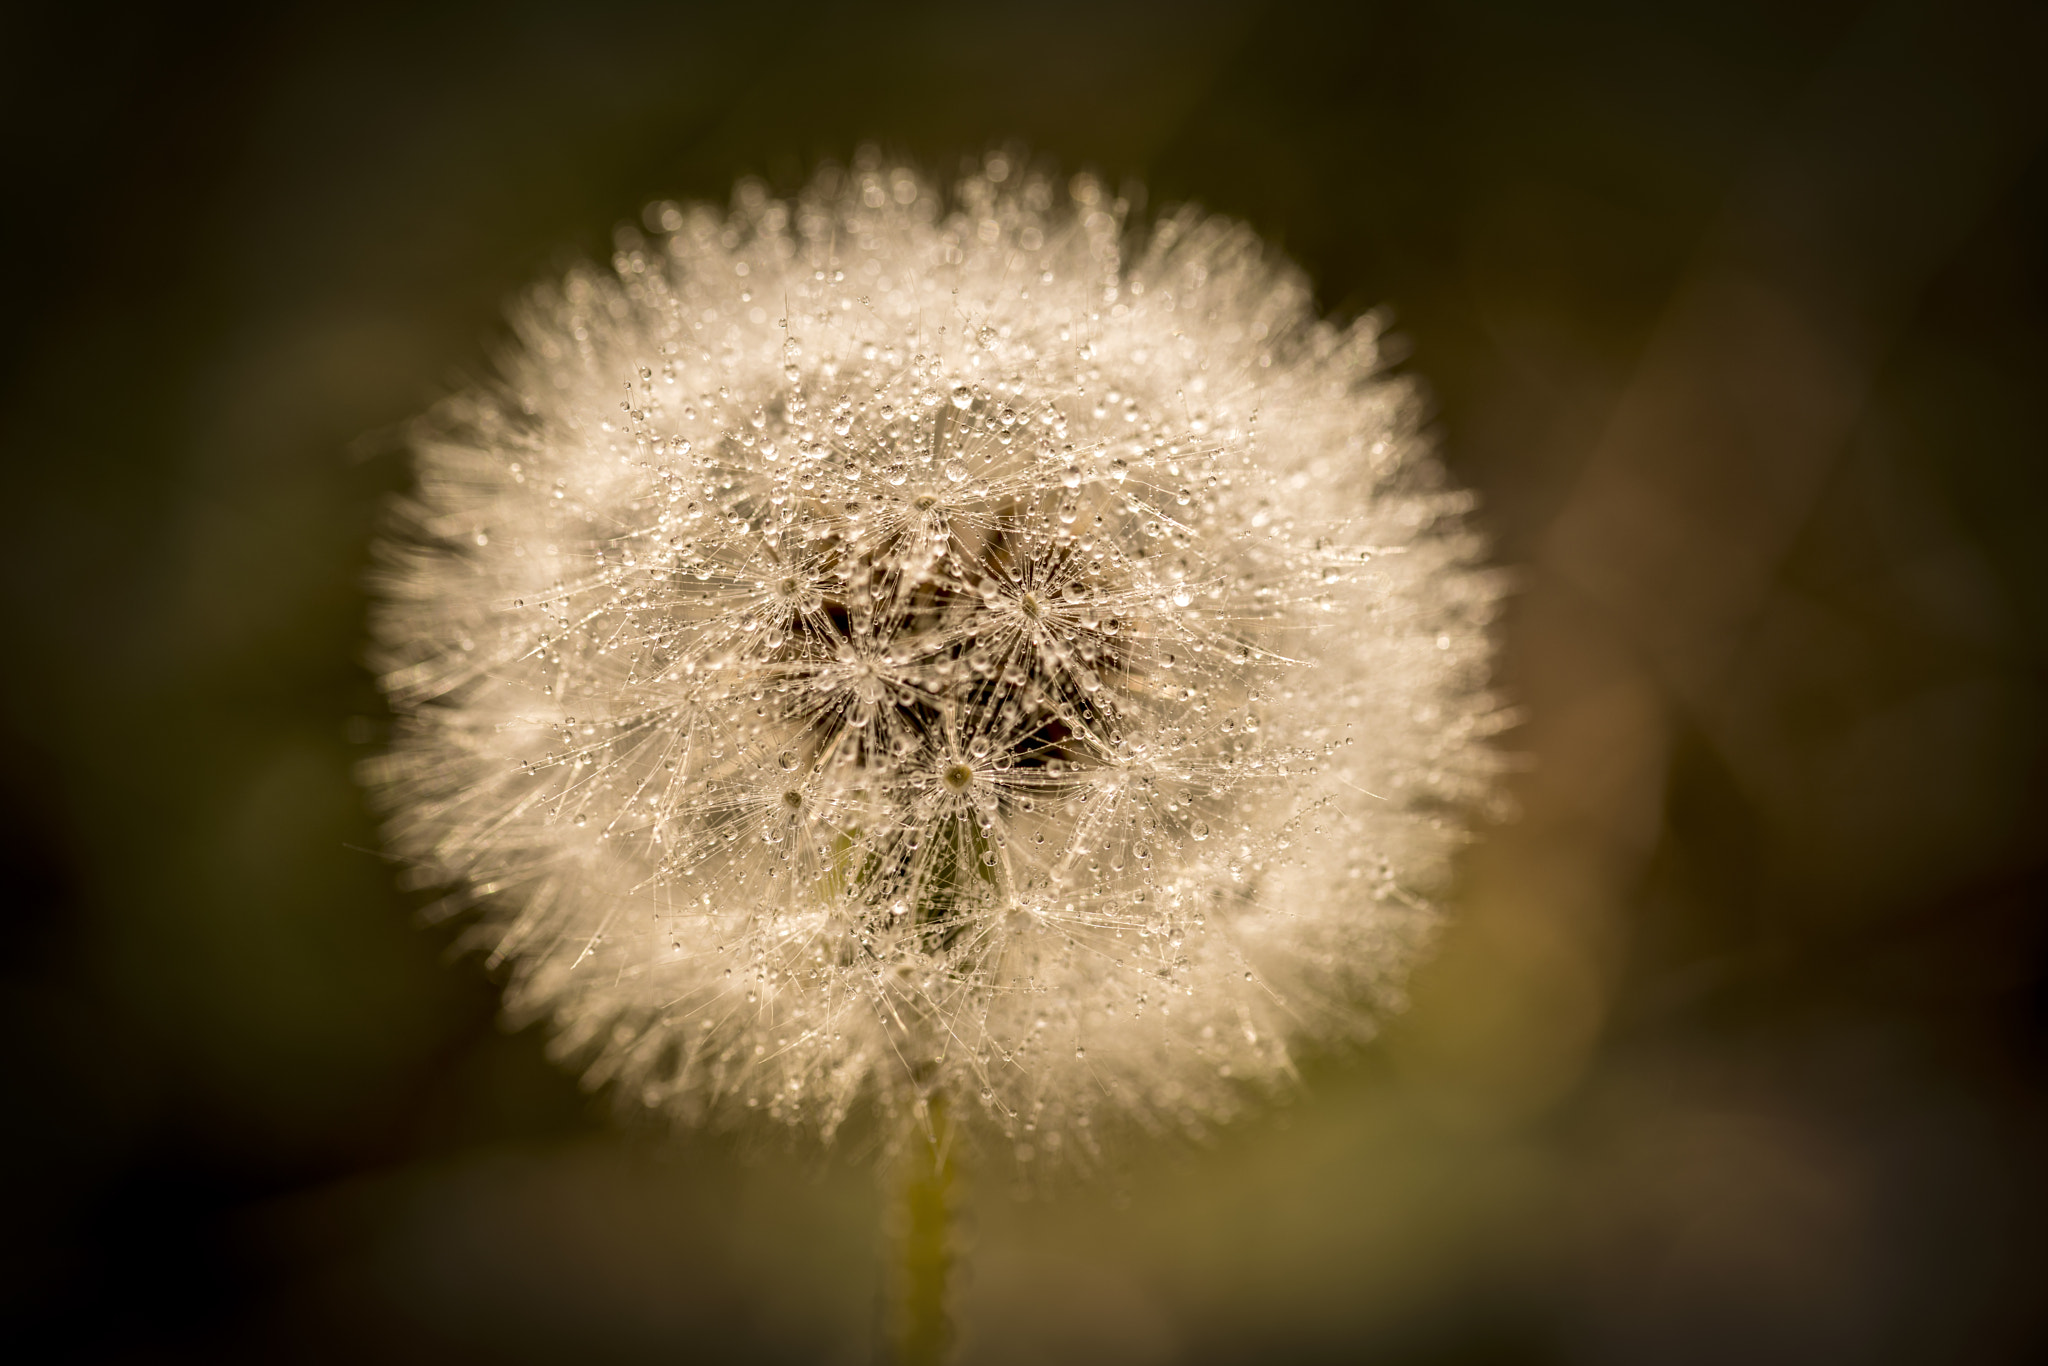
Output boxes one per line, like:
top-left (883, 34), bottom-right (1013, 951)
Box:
top-left (368, 154), bottom-right (1502, 1163)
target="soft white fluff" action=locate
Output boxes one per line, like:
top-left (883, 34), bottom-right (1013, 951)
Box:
top-left (367, 154), bottom-right (1503, 1162)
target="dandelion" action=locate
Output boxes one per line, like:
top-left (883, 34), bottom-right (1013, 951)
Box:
top-left (367, 150), bottom-right (1501, 1356)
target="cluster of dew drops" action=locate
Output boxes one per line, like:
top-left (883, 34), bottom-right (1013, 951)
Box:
top-left (381, 155), bottom-right (1491, 1153)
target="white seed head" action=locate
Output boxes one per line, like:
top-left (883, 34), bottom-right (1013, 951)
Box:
top-left (367, 155), bottom-right (1504, 1158)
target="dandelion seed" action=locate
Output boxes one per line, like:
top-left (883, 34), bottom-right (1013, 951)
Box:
top-left (365, 152), bottom-right (1502, 1158)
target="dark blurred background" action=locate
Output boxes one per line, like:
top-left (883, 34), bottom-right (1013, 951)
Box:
top-left (3, 1), bottom-right (2045, 1361)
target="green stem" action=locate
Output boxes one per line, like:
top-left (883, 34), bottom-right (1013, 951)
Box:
top-left (888, 1091), bottom-right (958, 1366)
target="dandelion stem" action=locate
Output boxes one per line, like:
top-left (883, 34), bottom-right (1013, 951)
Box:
top-left (888, 1090), bottom-right (958, 1365)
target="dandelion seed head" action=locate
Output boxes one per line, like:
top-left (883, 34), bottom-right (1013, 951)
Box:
top-left (367, 152), bottom-right (1504, 1158)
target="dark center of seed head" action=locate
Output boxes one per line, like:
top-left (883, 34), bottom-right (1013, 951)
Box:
top-left (777, 575), bottom-right (800, 598)
top-left (781, 789), bottom-right (804, 810)
top-left (912, 493), bottom-right (938, 511)
top-left (942, 763), bottom-right (974, 793)
top-left (1020, 591), bottom-right (1043, 619)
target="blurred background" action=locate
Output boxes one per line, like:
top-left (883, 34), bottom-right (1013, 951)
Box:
top-left (4, 0), bottom-right (2045, 1361)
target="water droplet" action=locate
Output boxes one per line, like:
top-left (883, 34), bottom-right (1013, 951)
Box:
top-left (943, 459), bottom-right (967, 483)
top-left (1062, 581), bottom-right (1088, 605)
top-left (950, 383), bottom-right (972, 409)
top-left (777, 751), bottom-right (799, 771)
top-left (574, 814), bottom-right (588, 827)
top-left (1190, 820), bottom-right (1210, 841)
